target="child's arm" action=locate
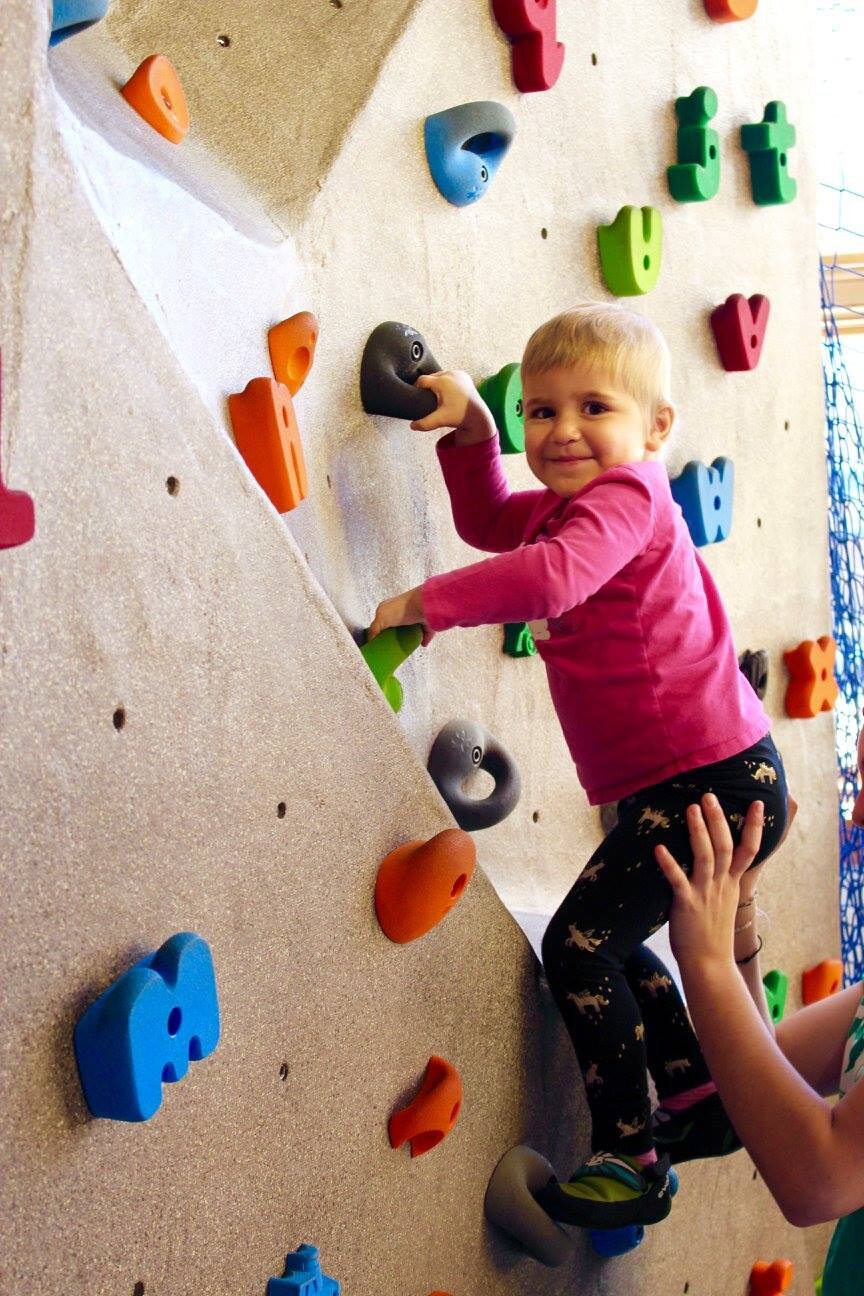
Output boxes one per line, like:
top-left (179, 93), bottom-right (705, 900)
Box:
top-left (657, 798), bottom-right (864, 1227)
top-left (412, 371), bottom-right (544, 553)
top-left (368, 470), bottom-right (653, 639)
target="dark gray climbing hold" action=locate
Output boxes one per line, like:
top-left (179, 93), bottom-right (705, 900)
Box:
top-left (427, 719), bottom-right (521, 831)
top-left (738, 648), bottom-right (769, 700)
top-left (359, 321), bottom-right (441, 421)
top-left (484, 1145), bottom-right (573, 1267)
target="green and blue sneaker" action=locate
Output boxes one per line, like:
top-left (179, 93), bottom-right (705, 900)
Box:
top-left (533, 1150), bottom-right (673, 1229)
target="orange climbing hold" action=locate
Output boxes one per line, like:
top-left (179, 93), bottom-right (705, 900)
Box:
top-left (704, 0), bottom-right (757, 21)
top-left (749, 1259), bottom-right (793, 1294)
top-left (121, 54), bottom-right (189, 145)
top-left (227, 378), bottom-right (308, 513)
top-left (375, 829), bottom-right (476, 944)
top-left (783, 636), bottom-right (839, 718)
top-left (268, 312), bottom-right (319, 395)
top-left (802, 959), bottom-right (844, 1005)
top-left (389, 1055), bottom-right (463, 1157)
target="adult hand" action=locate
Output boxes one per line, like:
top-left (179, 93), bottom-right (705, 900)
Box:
top-left (367, 585), bottom-right (435, 647)
top-left (410, 370), bottom-right (495, 443)
top-left (654, 795), bottom-right (764, 967)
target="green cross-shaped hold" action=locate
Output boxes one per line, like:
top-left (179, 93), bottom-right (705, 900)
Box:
top-left (740, 101), bottom-right (797, 205)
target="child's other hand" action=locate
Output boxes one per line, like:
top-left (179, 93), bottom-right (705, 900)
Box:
top-left (654, 795), bottom-right (764, 967)
top-left (410, 370), bottom-right (496, 443)
top-left (368, 585), bottom-right (435, 647)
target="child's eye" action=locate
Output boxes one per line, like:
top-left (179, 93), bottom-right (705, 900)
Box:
top-left (529, 406), bottom-right (555, 420)
top-left (584, 401), bottom-right (607, 415)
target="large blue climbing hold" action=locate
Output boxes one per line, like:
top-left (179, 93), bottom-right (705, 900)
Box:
top-left (74, 931), bottom-right (220, 1121)
top-left (268, 1245), bottom-right (340, 1295)
top-left (50, 0), bottom-right (110, 45)
top-left (424, 101), bottom-right (516, 207)
top-left (670, 457), bottom-right (735, 547)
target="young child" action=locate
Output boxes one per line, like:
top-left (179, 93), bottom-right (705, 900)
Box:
top-left (367, 304), bottom-right (789, 1228)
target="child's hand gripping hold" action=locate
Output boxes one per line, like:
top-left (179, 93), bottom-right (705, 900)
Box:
top-left (368, 585), bottom-right (433, 647)
top-left (410, 370), bottom-right (497, 445)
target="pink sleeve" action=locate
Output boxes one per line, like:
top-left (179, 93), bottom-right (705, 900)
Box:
top-left (422, 470), bottom-right (655, 631)
top-left (436, 432), bottom-right (545, 553)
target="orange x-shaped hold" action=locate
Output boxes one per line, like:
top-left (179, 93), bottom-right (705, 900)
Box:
top-left (705, 0), bottom-right (757, 21)
top-left (749, 1259), bottom-right (793, 1294)
top-left (388, 1056), bottom-right (462, 1157)
top-left (802, 959), bottom-right (843, 1005)
top-left (268, 312), bottom-right (318, 395)
top-left (783, 636), bottom-right (839, 718)
top-left (121, 54), bottom-right (189, 144)
top-left (228, 378), bottom-right (308, 512)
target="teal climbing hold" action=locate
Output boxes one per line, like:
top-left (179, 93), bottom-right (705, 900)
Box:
top-left (50, 0), bottom-right (109, 44)
top-left (670, 457), bottom-right (734, 547)
top-left (503, 622), bottom-right (536, 657)
top-left (597, 207), bottom-right (663, 297)
top-left (667, 87), bottom-right (720, 203)
top-left (763, 969), bottom-right (788, 1024)
top-left (740, 101), bottom-right (797, 206)
top-left (360, 625), bottom-right (423, 712)
top-left (478, 363), bottom-right (524, 454)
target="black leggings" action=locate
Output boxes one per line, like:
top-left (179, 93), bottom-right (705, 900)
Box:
top-left (541, 736), bottom-right (788, 1157)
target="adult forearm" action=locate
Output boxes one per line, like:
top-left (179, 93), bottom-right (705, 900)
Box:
top-left (682, 956), bottom-right (836, 1224)
top-left (733, 905), bottom-right (775, 1034)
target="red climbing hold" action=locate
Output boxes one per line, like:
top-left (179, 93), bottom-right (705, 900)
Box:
top-left (491, 0), bottom-right (565, 93)
top-left (0, 351), bottom-right (35, 550)
top-left (710, 293), bottom-right (770, 371)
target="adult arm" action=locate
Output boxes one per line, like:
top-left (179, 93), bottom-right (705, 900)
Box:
top-left (656, 798), bottom-right (864, 1227)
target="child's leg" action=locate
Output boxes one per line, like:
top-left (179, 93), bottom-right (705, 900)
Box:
top-left (624, 943), bottom-right (714, 1103)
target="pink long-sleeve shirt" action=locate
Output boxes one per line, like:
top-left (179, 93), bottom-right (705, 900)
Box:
top-left (422, 433), bottom-right (770, 805)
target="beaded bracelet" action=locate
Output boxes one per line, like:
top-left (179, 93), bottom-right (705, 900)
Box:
top-left (734, 917), bottom-right (754, 934)
top-left (735, 934), bottom-right (763, 965)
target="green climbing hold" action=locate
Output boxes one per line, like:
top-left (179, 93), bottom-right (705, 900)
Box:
top-left (597, 206), bottom-right (663, 297)
top-left (667, 86), bottom-right (720, 203)
top-left (478, 363), bottom-right (524, 454)
top-left (360, 625), bottom-right (423, 712)
top-left (763, 969), bottom-right (788, 1024)
top-left (503, 622), bottom-right (537, 658)
top-left (740, 101), bottom-right (797, 206)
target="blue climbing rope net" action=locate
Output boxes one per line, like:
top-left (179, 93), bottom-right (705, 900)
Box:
top-left (822, 259), bottom-right (864, 981)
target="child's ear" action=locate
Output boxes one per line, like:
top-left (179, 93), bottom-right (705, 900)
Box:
top-left (647, 402), bottom-right (675, 451)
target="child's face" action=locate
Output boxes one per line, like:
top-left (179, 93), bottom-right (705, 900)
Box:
top-left (521, 363), bottom-right (671, 497)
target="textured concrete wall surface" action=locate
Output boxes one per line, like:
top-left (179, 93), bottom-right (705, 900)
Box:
top-left (0, 0), bottom-right (839, 1293)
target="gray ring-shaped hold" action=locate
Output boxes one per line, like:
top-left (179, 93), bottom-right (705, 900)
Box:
top-left (484, 1145), bottom-right (574, 1268)
top-left (427, 719), bottom-right (521, 831)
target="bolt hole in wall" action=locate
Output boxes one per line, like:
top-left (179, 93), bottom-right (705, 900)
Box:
top-left (133, 1284), bottom-right (145, 1296)
top-left (591, 52), bottom-right (598, 65)
top-left (532, 810), bottom-right (540, 823)
top-left (165, 475), bottom-right (180, 495)
top-left (216, 33), bottom-right (230, 46)
top-left (277, 801), bottom-right (287, 818)
top-left (540, 227), bottom-right (548, 239)
top-left (757, 517), bottom-right (762, 527)
top-left (112, 706), bottom-right (126, 731)
top-left (279, 1062), bottom-right (290, 1081)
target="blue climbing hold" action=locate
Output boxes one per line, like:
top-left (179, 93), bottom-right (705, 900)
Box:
top-left (670, 457), bottom-right (735, 547)
top-left (268, 1245), bottom-right (340, 1295)
top-left (424, 100), bottom-right (516, 207)
top-left (50, 0), bottom-right (110, 45)
top-left (589, 1224), bottom-right (644, 1257)
top-left (74, 931), bottom-right (220, 1121)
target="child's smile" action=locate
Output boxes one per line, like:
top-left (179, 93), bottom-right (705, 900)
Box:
top-left (522, 363), bottom-right (672, 497)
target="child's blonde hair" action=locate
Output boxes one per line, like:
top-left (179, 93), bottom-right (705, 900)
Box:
top-left (522, 304), bottom-right (672, 416)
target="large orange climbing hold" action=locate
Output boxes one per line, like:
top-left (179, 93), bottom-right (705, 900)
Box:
top-left (704, 0), bottom-right (757, 21)
top-left (121, 54), bottom-right (189, 145)
top-left (389, 1056), bottom-right (463, 1157)
top-left (375, 829), bottom-right (476, 944)
top-left (268, 312), bottom-right (319, 395)
top-left (227, 378), bottom-right (308, 513)
top-left (783, 636), bottom-right (839, 718)
top-left (802, 959), bottom-right (844, 1006)
top-left (749, 1259), bottom-right (793, 1294)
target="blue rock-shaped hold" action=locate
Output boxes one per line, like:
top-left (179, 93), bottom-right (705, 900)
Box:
top-left (74, 932), bottom-right (220, 1121)
top-left (50, 0), bottom-right (110, 45)
top-left (670, 457), bottom-right (735, 547)
top-left (424, 100), bottom-right (516, 207)
top-left (267, 1245), bottom-right (340, 1295)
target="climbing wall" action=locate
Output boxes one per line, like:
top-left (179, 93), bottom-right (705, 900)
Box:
top-left (0, 0), bottom-right (840, 1293)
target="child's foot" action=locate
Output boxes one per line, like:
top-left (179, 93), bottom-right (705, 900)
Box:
top-left (533, 1150), bottom-right (673, 1229)
top-left (652, 1093), bottom-right (742, 1164)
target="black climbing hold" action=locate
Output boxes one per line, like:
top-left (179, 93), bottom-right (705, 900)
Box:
top-left (427, 719), bottom-right (521, 831)
top-left (359, 322), bottom-right (441, 421)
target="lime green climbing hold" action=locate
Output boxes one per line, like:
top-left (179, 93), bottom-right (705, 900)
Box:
top-left (667, 86), bottom-right (720, 203)
top-left (815, 1275), bottom-right (823, 1296)
top-left (740, 101), bottom-right (797, 206)
top-left (762, 969), bottom-right (788, 1024)
top-left (597, 206), bottom-right (663, 297)
top-left (503, 622), bottom-right (537, 657)
top-left (360, 625), bottom-right (423, 712)
top-left (478, 363), bottom-right (524, 454)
